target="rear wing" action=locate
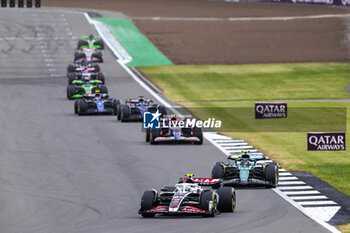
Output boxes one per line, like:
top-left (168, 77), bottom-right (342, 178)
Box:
top-left (180, 178), bottom-right (222, 187)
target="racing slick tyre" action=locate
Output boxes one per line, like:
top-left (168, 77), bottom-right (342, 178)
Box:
top-left (98, 72), bottom-right (105, 84)
top-left (217, 187), bottom-right (236, 213)
top-left (77, 39), bottom-right (88, 49)
top-left (211, 163), bottom-right (224, 179)
top-left (67, 85), bottom-right (76, 100)
top-left (140, 190), bottom-right (157, 218)
top-left (120, 104), bottom-right (130, 122)
top-left (78, 100), bottom-right (87, 116)
top-left (158, 105), bottom-right (167, 117)
top-left (67, 72), bottom-right (76, 84)
top-left (94, 39), bottom-right (104, 49)
top-left (92, 64), bottom-right (100, 72)
top-left (74, 99), bottom-right (80, 114)
top-left (200, 191), bottom-right (217, 217)
top-left (112, 99), bottom-right (119, 115)
top-left (150, 129), bottom-right (160, 145)
top-left (117, 104), bottom-right (122, 121)
top-left (67, 64), bottom-right (74, 73)
top-left (145, 129), bottom-right (150, 142)
top-left (193, 127), bottom-right (203, 145)
top-left (99, 85), bottom-right (108, 94)
top-left (74, 51), bottom-right (86, 61)
top-left (265, 162), bottom-right (278, 188)
top-left (92, 52), bottom-right (103, 63)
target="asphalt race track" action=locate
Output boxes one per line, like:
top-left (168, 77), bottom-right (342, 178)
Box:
top-left (0, 8), bottom-right (333, 233)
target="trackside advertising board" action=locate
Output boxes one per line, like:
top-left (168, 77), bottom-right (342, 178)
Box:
top-left (307, 132), bottom-right (346, 151)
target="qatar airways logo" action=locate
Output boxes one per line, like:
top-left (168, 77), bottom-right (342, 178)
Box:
top-left (307, 133), bottom-right (345, 151)
top-left (162, 118), bottom-right (222, 129)
top-left (255, 103), bottom-right (287, 119)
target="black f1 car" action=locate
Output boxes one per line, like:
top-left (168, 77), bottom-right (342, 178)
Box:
top-left (67, 63), bottom-right (100, 73)
top-left (67, 71), bottom-right (105, 85)
top-left (147, 116), bottom-right (203, 145)
top-left (139, 174), bottom-right (236, 217)
top-left (211, 151), bottom-right (279, 188)
top-left (117, 96), bottom-right (166, 122)
top-left (74, 93), bottom-right (118, 116)
top-left (67, 79), bottom-right (108, 100)
top-left (74, 49), bottom-right (103, 63)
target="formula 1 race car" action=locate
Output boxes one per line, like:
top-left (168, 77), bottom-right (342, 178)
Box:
top-left (67, 71), bottom-right (105, 85)
top-left (147, 116), bottom-right (203, 145)
top-left (74, 93), bottom-right (118, 116)
top-left (138, 174), bottom-right (236, 217)
top-left (117, 96), bottom-right (167, 122)
top-left (74, 49), bottom-right (103, 63)
top-left (67, 79), bottom-right (108, 100)
top-left (77, 35), bottom-right (104, 50)
top-left (67, 63), bottom-right (101, 73)
top-left (211, 151), bottom-right (279, 188)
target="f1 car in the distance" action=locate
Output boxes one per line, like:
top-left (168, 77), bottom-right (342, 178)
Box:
top-left (67, 79), bottom-right (108, 100)
top-left (67, 62), bottom-right (101, 74)
top-left (74, 49), bottom-right (103, 63)
top-left (147, 116), bottom-right (203, 145)
top-left (67, 71), bottom-right (105, 85)
top-left (74, 93), bottom-right (118, 116)
top-left (139, 174), bottom-right (236, 217)
top-left (117, 96), bottom-right (166, 122)
top-left (211, 150), bottom-right (279, 188)
top-left (77, 35), bottom-right (104, 50)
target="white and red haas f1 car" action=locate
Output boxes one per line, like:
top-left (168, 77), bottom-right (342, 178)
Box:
top-left (138, 174), bottom-right (236, 217)
top-left (147, 116), bottom-right (203, 145)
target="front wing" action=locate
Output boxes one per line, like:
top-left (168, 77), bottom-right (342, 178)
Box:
top-left (139, 205), bottom-right (212, 215)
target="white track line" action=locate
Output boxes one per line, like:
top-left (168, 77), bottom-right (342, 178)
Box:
top-left (279, 172), bottom-right (294, 176)
top-left (279, 176), bottom-right (299, 181)
top-left (292, 196), bottom-right (329, 200)
top-left (298, 201), bottom-right (338, 205)
top-left (284, 190), bottom-right (321, 195)
top-left (279, 186), bottom-right (313, 190)
top-left (278, 181), bottom-right (306, 185)
top-left (132, 14), bottom-right (350, 22)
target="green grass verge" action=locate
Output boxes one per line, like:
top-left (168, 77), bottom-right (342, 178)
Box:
top-left (139, 63), bottom-right (350, 196)
top-left (338, 223), bottom-right (350, 233)
top-left (93, 18), bottom-right (173, 67)
top-left (139, 63), bottom-right (350, 101)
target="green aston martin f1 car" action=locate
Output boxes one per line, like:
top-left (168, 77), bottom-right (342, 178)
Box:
top-left (67, 79), bottom-right (108, 100)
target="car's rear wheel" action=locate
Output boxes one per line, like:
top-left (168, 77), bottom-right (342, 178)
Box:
top-left (150, 129), bottom-right (160, 145)
top-left (77, 39), bottom-right (88, 49)
top-left (211, 163), bottom-right (224, 179)
top-left (193, 127), bottom-right (203, 145)
top-left (100, 85), bottom-right (108, 94)
top-left (112, 99), bottom-right (120, 115)
top-left (120, 105), bottom-right (130, 122)
top-left (67, 85), bottom-right (76, 100)
top-left (94, 39), bottom-right (104, 49)
top-left (67, 64), bottom-right (74, 73)
top-left (140, 190), bottom-right (157, 218)
top-left (200, 191), bottom-right (217, 217)
top-left (67, 72), bottom-right (76, 84)
top-left (145, 129), bottom-right (151, 142)
top-left (98, 72), bottom-right (105, 84)
top-left (217, 187), bottom-right (236, 213)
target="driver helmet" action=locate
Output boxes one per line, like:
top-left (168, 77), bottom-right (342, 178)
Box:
top-left (89, 34), bottom-right (94, 40)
